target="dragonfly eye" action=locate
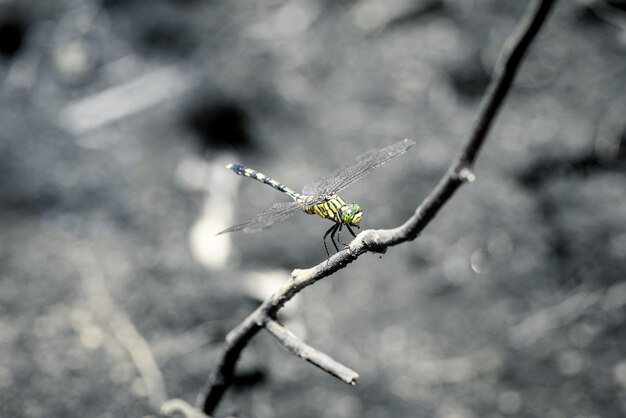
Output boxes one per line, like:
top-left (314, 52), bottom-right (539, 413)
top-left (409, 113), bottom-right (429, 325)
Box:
top-left (342, 203), bottom-right (363, 225)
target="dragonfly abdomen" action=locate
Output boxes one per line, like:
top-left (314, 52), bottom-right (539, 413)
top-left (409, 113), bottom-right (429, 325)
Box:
top-left (227, 163), bottom-right (299, 200)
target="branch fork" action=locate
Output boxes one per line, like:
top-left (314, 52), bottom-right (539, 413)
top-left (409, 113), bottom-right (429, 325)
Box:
top-left (182, 1), bottom-right (558, 415)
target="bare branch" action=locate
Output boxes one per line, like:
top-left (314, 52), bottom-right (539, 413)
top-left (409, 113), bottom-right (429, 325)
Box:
top-left (265, 319), bottom-right (359, 385)
top-left (197, 0), bottom-right (556, 415)
top-left (71, 247), bottom-right (168, 411)
top-left (161, 398), bottom-right (212, 418)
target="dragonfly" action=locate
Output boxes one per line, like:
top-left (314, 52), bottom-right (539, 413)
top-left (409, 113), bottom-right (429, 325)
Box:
top-left (218, 138), bottom-right (416, 258)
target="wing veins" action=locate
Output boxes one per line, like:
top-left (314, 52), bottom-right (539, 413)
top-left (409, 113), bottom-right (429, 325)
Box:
top-left (302, 139), bottom-right (415, 196)
top-left (218, 201), bottom-right (301, 234)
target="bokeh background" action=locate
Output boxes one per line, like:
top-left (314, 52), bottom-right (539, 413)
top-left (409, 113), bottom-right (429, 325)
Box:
top-left (1, 0), bottom-right (625, 417)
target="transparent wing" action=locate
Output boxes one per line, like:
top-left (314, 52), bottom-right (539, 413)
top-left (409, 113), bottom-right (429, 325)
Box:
top-left (217, 201), bottom-right (302, 234)
top-left (302, 138), bottom-right (415, 196)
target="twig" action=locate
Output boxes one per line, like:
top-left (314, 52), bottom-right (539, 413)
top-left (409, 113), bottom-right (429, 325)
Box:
top-left (60, 66), bottom-right (191, 134)
top-left (161, 398), bottom-right (211, 418)
top-left (510, 290), bottom-right (602, 346)
top-left (197, 0), bottom-right (556, 414)
top-left (265, 319), bottom-right (359, 384)
top-left (585, 0), bottom-right (626, 30)
top-left (509, 281), bottom-right (626, 347)
top-left (72, 249), bottom-right (168, 410)
top-left (152, 319), bottom-right (227, 364)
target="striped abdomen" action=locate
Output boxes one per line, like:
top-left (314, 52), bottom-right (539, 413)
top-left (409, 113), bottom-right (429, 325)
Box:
top-left (227, 164), bottom-right (354, 224)
top-left (227, 163), bottom-right (300, 200)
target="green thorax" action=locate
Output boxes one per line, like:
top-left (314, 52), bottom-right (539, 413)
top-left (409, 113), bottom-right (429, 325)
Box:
top-left (299, 195), bottom-right (363, 226)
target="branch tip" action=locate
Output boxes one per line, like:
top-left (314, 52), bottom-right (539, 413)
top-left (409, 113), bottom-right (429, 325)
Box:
top-left (265, 319), bottom-right (359, 385)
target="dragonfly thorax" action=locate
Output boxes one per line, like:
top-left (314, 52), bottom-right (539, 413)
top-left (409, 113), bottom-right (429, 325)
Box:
top-left (300, 195), bottom-right (362, 226)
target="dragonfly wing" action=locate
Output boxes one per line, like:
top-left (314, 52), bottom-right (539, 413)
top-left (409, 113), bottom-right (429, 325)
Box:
top-left (302, 138), bottom-right (415, 195)
top-left (217, 201), bottom-right (302, 234)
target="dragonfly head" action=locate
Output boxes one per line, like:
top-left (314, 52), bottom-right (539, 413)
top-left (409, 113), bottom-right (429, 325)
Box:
top-left (342, 203), bottom-right (363, 225)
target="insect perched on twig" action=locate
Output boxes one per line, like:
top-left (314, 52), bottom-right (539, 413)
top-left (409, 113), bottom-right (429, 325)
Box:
top-left (218, 139), bottom-right (415, 258)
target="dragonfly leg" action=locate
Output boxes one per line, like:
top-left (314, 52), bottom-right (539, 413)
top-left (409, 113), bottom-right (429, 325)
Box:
top-left (336, 224), bottom-right (350, 248)
top-left (329, 224), bottom-right (341, 253)
top-left (337, 224), bottom-right (357, 256)
top-left (336, 223), bottom-right (345, 246)
top-left (346, 224), bottom-right (357, 238)
top-left (323, 224), bottom-right (339, 258)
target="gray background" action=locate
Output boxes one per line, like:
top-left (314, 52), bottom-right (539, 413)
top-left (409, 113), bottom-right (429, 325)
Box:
top-left (1, 0), bottom-right (625, 417)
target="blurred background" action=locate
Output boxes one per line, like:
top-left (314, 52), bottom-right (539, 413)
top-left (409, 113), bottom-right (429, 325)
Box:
top-left (1, 0), bottom-right (625, 417)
